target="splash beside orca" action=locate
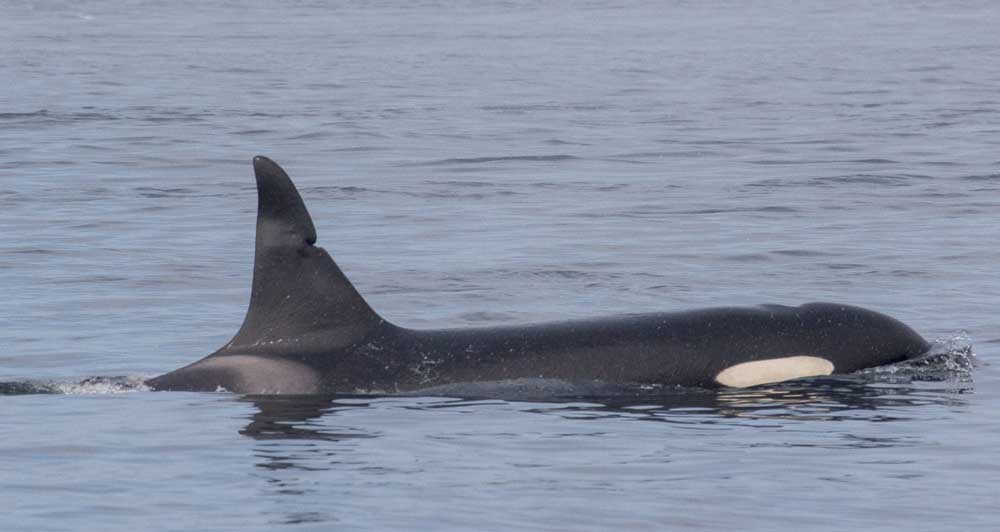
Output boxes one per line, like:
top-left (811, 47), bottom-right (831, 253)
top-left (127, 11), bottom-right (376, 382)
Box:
top-left (146, 156), bottom-right (930, 395)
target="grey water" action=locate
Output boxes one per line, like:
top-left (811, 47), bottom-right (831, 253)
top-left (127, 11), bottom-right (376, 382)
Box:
top-left (2, 0), bottom-right (999, 529)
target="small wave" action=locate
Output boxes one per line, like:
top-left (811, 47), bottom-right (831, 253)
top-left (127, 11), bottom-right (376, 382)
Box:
top-left (480, 103), bottom-right (607, 113)
top-left (287, 131), bottom-right (334, 141)
top-left (219, 66), bottom-right (259, 74)
top-left (423, 179), bottom-right (500, 188)
top-left (907, 65), bottom-right (954, 73)
top-left (771, 249), bottom-right (835, 257)
top-left (674, 206), bottom-right (800, 215)
top-left (142, 113), bottom-right (206, 124)
top-left (134, 186), bottom-right (197, 198)
top-left (404, 154), bottom-right (579, 167)
top-left (810, 174), bottom-right (915, 187)
top-left (610, 150), bottom-right (719, 160)
top-left (304, 185), bottom-right (376, 196)
top-left (233, 128), bottom-right (273, 136)
top-left (0, 376), bottom-right (150, 396)
top-left (825, 263), bottom-right (865, 271)
top-left (457, 311), bottom-right (522, 323)
top-left (6, 247), bottom-right (57, 256)
top-left (0, 381), bottom-right (57, 395)
top-left (329, 145), bottom-right (386, 153)
top-left (848, 158), bottom-right (900, 164)
top-left (960, 173), bottom-right (1000, 181)
top-left (0, 109), bottom-right (119, 124)
top-left (0, 110), bottom-right (51, 119)
top-left (823, 89), bottom-right (893, 96)
top-left (749, 173), bottom-right (933, 189)
top-left (750, 158), bottom-right (829, 165)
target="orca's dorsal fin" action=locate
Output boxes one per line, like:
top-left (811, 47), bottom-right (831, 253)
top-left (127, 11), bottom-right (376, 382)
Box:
top-left (223, 156), bottom-right (383, 354)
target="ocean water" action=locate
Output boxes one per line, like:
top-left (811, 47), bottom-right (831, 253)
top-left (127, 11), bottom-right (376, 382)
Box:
top-left (2, 0), bottom-right (999, 530)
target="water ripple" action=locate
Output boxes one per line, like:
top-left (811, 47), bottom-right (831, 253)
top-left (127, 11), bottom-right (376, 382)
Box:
top-left (403, 155), bottom-right (579, 166)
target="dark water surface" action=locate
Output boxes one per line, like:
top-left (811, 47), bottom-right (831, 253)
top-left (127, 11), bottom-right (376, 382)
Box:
top-left (2, 1), bottom-right (999, 530)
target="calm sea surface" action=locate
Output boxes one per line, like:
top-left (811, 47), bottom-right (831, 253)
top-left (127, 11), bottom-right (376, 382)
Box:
top-left (2, 1), bottom-right (999, 530)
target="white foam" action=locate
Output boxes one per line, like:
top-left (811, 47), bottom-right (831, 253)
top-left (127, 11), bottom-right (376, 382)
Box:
top-left (53, 376), bottom-right (151, 395)
top-left (857, 334), bottom-right (976, 383)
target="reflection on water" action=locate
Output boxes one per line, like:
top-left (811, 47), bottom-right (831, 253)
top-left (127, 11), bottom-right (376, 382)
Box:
top-left (238, 377), bottom-right (972, 446)
top-left (239, 395), bottom-right (377, 473)
top-left (239, 395), bottom-right (367, 441)
top-left (235, 377), bottom-right (971, 530)
top-left (532, 379), bottom-right (972, 424)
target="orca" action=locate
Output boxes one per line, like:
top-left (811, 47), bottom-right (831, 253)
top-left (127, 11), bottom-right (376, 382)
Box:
top-left (146, 156), bottom-right (930, 395)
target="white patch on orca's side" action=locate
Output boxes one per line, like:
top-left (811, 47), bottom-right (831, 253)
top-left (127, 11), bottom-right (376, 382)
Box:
top-left (715, 356), bottom-right (834, 388)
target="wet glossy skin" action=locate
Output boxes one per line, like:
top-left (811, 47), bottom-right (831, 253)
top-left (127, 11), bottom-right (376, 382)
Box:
top-left (146, 157), bottom-right (930, 395)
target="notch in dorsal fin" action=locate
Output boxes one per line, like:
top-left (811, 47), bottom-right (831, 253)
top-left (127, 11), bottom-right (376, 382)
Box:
top-left (223, 156), bottom-right (383, 354)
